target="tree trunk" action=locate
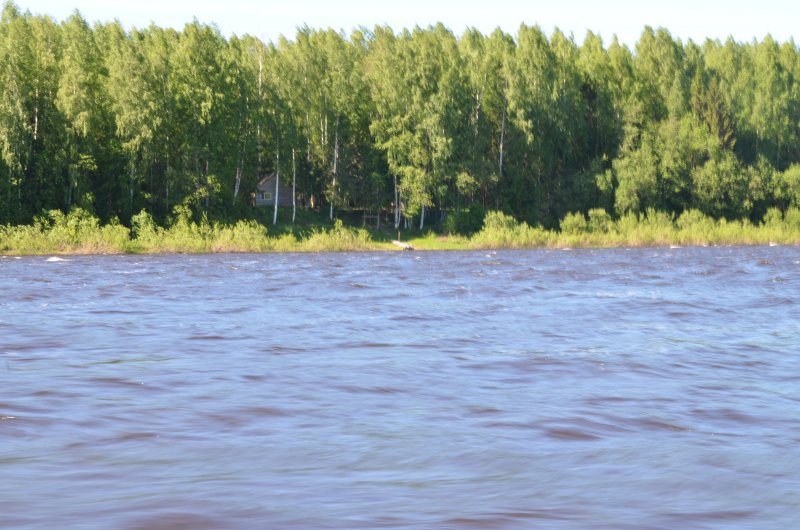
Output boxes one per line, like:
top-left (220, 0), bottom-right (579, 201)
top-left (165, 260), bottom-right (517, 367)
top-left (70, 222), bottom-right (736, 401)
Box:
top-left (394, 174), bottom-right (400, 229)
top-left (292, 148), bottom-right (297, 224)
top-left (419, 204), bottom-right (425, 230)
top-left (33, 103), bottom-right (39, 141)
top-left (165, 151), bottom-right (171, 212)
top-left (330, 118), bottom-right (339, 221)
top-left (499, 100), bottom-right (507, 178)
top-left (257, 54), bottom-right (263, 173)
top-left (233, 142), bottom-right (243, 206)
top-left (204, 160), bottom-right (210, 210)
top-left (129, 162), bottom-right (135, 208)
top-left (233, 164), bottom-right (241, 205)
top-left (65, 139), bottom-right (74, 207)
top-left (273, 146), bottom-right (280, 226)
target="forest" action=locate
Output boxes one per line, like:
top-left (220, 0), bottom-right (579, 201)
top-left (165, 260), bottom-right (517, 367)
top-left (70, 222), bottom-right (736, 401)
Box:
top-left (2, 1), bottom-right (800, 235)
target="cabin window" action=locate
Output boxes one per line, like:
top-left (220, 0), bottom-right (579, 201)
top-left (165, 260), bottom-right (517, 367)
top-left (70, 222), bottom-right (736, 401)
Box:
top-left (260, 192), bottom-right (272, 201)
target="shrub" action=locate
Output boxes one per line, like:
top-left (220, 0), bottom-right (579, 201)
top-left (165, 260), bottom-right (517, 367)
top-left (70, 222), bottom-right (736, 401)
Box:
top-left (471, 211), bottom-right (552, 248)
top-left (211, 220), bottom-right (270, 252)
top-left (301, 219), bottom-right (373, 251)
top-left (587, 208), bottom-right (614, 234)
top-left (560, 211), bottom-right (588, 235)
top-left (762, 207), bottom-right (783, 227)
top-left (784, 207), bottom-right (800, 230)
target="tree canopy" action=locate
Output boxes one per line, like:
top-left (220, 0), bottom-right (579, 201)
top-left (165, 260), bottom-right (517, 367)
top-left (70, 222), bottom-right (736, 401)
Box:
top-left (2, 1), bottom-right (800, 229)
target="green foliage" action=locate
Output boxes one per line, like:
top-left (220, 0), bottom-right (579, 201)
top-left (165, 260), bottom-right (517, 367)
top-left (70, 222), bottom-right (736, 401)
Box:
top-left (4, 206), bottom-right (800, 256)
top-left (784, 208), bottom-right (800, 230)
top-left (471, 211), bottom-right (553, 248)
top-left (3, 4), bottom-right (800, 240)
top-left (775, 164), bottom-right (800, 207)
top-left (560, 211), bottom-right (588, 235)
top-left (762, 207), bottom-right (783, 227)
top-left (692, 150), bottom-right (749, 217)
top-left (300, 219), bottom-right (373, 251)
top-left (0, 207), bottom-right (129, 253)
top-left (588, 208), bottom-right (614, 233)
top-left (443, 204), bottom-right (485, 235)
top-left (210, 220), bottom-right (272, 252)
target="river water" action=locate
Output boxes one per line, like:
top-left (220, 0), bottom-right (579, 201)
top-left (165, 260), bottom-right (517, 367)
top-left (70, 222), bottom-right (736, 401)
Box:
top-left (1, 247), bottom-right (799, 529)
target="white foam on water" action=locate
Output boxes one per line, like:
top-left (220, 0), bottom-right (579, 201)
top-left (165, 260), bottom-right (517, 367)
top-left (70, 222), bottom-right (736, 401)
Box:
top-left (45, 256), bottom-right (70, 262)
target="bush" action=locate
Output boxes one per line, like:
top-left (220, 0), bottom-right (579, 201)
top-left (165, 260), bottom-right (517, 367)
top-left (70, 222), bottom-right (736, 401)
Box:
top-left (784, 207), bottom-right (800, 230)
top-left (587, 208), bottom-right (614, 234)
top-left (762, 207), bottom-right (783, 227)
top-left (675, 209), bottom-right (714, 245)
top-left (7, 208), bottom-right (132, 254)
top-left (559, 211), bottom-right (588, 235)
top-left (301, 219), bottom-right (373, 251)
top-left (481, 210), bottom-right (518, 232)
top-left (211, 220), bottom-right (270, 252)
top-left (471, 211), bottom-right (552, 248)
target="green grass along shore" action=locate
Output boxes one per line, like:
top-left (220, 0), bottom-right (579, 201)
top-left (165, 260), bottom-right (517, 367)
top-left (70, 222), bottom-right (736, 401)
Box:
top-left (3, 207), bottom-right (800, 255)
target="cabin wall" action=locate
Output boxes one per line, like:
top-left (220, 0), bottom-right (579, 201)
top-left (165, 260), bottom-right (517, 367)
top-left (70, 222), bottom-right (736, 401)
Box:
top-left (255, 178), bottom-right (294, 207)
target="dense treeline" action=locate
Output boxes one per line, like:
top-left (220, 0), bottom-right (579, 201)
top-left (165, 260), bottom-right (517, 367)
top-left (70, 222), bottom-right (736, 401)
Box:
top-left (2, 1), bottom-right (800, 230)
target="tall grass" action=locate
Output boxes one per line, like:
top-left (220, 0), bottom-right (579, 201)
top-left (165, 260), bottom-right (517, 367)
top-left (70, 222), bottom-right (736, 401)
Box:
top-left (297, 220), bottom-right (374, 252)
top-left (470, 211), bottom-right (554, 248)
top-left (470, 208), bottom-right (800, 249)
top-left (125, 209), bottom-right (370, 253)
top-left (3, 206), bottom-right (800, 255)
top-left (0, 208), bottom-right (130, 254)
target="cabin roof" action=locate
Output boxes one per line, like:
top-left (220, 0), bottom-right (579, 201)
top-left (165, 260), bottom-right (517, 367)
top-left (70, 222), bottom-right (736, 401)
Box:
top-left (256, 172), bottom-right (281, 191)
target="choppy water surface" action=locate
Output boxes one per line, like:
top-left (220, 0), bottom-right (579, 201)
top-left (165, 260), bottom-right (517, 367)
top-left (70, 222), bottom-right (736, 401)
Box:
top-left (2, 247), bottom-right (799, 529)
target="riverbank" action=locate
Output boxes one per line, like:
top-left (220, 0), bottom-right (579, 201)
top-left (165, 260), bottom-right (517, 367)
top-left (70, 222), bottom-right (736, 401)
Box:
top-left (2, 207), bottom-right (800, 255)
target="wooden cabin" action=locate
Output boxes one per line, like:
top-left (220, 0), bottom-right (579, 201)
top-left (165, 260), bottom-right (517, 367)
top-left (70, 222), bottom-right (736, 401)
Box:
top-left (254, 173), bottom-right (294, 207)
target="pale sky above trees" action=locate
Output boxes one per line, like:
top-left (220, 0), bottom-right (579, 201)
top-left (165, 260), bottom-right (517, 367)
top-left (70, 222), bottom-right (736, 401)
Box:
top-left (13, 0), bottom-right (800, 47)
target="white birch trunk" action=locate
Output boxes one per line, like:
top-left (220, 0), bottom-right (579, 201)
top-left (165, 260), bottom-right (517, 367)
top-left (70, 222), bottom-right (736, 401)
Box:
top-left (232, 164), bottom-right (241, 205)
top-left (329, 120), bottom-right (339, 221)
top-left (393, 174), bottom-right (400, 229)
top-left (499, 101), bottom-right (506, 179)
top-left (419, 204), bottom-right (425, 230)
top-left (273, 148), bottom-right (279, 225)
top-left (165, 151), bottom-right (170, 210)
top-left (291, 148), bottom-right (296, 224)
top-left (204, 160), bottom-right (210, 210)
top-left (257, 55), bottom-right (263, 172)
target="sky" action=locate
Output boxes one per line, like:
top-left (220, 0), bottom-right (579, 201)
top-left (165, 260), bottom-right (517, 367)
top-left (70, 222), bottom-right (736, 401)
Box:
top-left (12, 0), bottom-right (800, 48)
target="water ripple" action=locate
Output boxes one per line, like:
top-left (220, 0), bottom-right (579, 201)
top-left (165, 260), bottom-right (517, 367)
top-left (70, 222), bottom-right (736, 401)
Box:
top-left (1, 247), bottom-right (799, 529)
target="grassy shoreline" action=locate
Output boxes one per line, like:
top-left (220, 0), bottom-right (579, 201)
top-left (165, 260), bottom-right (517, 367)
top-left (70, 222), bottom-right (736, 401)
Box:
top-left (2, 208), bottom-right (800, 256)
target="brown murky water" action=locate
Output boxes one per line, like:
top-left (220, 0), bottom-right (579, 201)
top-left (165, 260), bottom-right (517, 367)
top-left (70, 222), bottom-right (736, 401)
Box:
top-left (2, 247), bottom-right (799, 529)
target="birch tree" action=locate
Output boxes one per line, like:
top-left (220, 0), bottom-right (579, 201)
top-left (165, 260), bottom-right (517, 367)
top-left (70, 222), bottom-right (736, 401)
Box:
top-left (0, 4), bottom-right (33, 222)
top-left (56, 11), bottom-right (114, 211)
